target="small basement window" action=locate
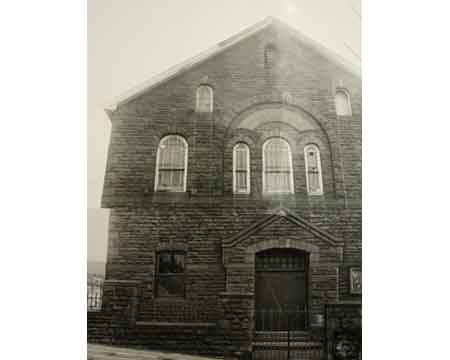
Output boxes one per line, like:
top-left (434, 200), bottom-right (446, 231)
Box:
top-left (155, 251), bottom-right (186, 298)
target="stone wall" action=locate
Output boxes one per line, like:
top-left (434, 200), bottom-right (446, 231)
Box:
top-left (91, 21), bottom-right (362, 354)
top-left (99, 204), bottom-right (361, 328)
top-left (102, 25), bottom-right (361, 207)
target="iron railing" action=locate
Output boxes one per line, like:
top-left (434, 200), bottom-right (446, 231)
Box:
top-left (87, 276), bottom-right (104, 311)
top-left (253, 308), bottom-right (323, 360)
top-left (252, 343), bottom-right (323, 360)
top-left (255, 307), bottom-right (308, 331)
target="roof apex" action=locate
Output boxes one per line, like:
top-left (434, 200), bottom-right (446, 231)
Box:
top-left (106, 17), bottom-right (360, 111)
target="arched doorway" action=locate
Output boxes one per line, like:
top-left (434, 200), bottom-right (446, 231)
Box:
top-left (255, 248), bottom-right (309, 331)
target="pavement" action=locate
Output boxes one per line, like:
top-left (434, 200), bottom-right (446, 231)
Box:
top-left (87, 344), bottom-right (220, 360)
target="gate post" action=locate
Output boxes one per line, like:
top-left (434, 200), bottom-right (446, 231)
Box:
top-left (287, 312), bottom-right (291, 360)
top-left (219, 292), bottom-right (254, 359)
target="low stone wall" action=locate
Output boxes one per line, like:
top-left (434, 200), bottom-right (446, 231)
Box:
top-left (88, 316), bottom-right (224, 355)
top-left (129, 322), bottom-right (223, 356)
top-left (87, 311), bottom-right (113, 344)
top-left (324, 302), bottom-right (362, 360)
top-left (87, 280), bottom-right (227, 355)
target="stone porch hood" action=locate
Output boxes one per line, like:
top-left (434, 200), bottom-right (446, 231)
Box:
top-left (221, 207), bottom-right (344, 265)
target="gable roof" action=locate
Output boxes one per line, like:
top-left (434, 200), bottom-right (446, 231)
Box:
top-left (106, 17), bottom-right (361, 111)
top-left (222, 207), bottom-right (342, 249)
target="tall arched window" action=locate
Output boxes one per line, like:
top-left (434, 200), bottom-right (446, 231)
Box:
top-left (335, 89), bottom-right (352, 116)
top-left (263, 138), bottom-right (294, 194)
top-left (196, 85), bottom-right (213, 113)
top-left (304, 144), bottom-right (323, 195)
top-left (155, 135), bottom-right (188, 192)
top-left (233, 143), bottom-right (250, 194)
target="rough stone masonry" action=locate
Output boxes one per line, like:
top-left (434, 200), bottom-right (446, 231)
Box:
top-left (88, 17), bottom-right (361, 358)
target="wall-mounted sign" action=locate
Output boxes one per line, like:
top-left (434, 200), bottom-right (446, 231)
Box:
top-left (349, 267), bottom-right (362, 295)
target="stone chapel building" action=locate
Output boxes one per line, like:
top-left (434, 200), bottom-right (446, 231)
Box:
top-left (89, 17), bottom-right (361, 357)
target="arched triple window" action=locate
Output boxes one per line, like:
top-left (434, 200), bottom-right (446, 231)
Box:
top-left (155, 135), bottom-right (188, 192)
top-left (304, 144), bottom-right (323, 195)
top-left (233, 143), bottom-right (250, 194)
top-left (263, 138), bottom-right (294, 194)
top-left (335, 89), bottom-right (352, 116)
top-left (196, 85), bottom-right (213, 113)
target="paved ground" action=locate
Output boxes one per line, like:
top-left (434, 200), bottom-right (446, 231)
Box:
top-left (87, 344), bottom-right (219, 360)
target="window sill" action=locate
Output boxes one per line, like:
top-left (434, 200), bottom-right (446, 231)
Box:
top-left (150, 192), bottom-right (189, 200)
top-left (233, 192), bottom-right (251, 197)
top-left (262, 193), bottom-right (295, 198)
top-left (136, 321), bottom-right (216, 327)
top-left (153, 297), bottom-right (186, 304)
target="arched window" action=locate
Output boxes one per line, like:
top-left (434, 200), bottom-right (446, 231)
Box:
top-left (304, 144), bottom-right (323, 195)
top-left (263, 138), bottom-right (294, 194)
top-left (196, 85), bottom-right (213, 113)
top-left (233, 143), bottom-right (250, 194)
top-left (155, 135), bottom-right (188, 192)
top-left (264, 44), bottom-right (278, 69)
top-left (335, 89), bottom-right (352, 116)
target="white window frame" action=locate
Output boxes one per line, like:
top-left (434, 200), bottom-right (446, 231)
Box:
top-left (196, 85), bottom-right (213, 113)
top-left (154, 135), bottom-right (188, 192)
top-left (335, 89), bottom-right (352, 116)
top-left (304, 144), bottom-right (323, 196)
top-left (233, 143), bottom-right (251, 194)
top-left (262, 138), bottom-right (294, 194)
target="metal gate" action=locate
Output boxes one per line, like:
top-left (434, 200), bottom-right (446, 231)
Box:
top-left (255, 249), bottom-right (308, 331)
top-left (252, 310), bottom-right (323, 360)
top-left (252, 250), bottom-right (323, 359)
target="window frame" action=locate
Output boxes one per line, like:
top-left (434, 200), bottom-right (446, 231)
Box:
top-left (232, 143), bottom-right (251, 194)
top-left (262, 138), bottom-right (294, 194)
top-left (334, 89), bottom-right (352, 116)
top-left (154, 135), bottom-right (188, 193)
top-left (155, 251), bottom-right (186, 299)
top-left (196, 85), bottom-right (213, 113)
top-left (304, 144), bottom-right (324, 196)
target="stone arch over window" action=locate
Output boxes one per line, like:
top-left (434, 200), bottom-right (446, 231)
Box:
top-left (221, 98), bottom-right (346, 198)
top-left (196, 85), bottom-right (213, 113)
top-left (233, 143), bottom-right (250, 194)
top-left (304, 144), bottom-right (323, 195)
top-left (262, 138), bottom-right (294, 194)
top-left (335, 89), bottom-right (352, 116)
top-left (154, 135), bottom-right (188, 192)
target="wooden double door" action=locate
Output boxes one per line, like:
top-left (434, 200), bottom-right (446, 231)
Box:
top-left (254, 248), bottom-right (308, 331)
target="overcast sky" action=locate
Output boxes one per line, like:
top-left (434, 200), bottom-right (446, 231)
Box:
top-left (87, 0), bottom-right (361, 263)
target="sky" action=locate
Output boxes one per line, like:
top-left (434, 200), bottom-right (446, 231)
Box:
top-left (87, 0), bottom-right (361, 263)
